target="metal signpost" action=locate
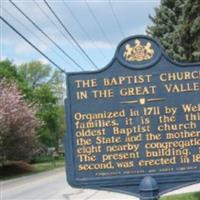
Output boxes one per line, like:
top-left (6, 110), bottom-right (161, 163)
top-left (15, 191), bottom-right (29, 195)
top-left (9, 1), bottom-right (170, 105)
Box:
top-left (64, 35), bottom-right (200, 199)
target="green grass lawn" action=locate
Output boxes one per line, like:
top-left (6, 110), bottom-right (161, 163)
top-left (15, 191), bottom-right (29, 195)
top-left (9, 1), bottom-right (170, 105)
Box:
top-left (0, 156), bottom-right (65, 180)
top-left (33, 159), bottom-right (65, 173)
top-left (161, 192), bottom-right (200, 200)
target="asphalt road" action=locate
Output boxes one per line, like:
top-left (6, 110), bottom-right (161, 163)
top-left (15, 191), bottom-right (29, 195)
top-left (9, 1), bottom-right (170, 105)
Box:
top-left (1, 167), bottom-right (200, 200)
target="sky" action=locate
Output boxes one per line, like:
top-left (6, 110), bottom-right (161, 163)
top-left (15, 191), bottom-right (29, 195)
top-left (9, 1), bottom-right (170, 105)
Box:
top-left (1, 0), bottom-right (160, 73)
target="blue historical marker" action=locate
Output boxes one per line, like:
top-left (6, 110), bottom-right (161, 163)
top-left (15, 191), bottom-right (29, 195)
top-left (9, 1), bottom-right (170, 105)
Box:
top-left (64, 35), bottom-right (200, 199)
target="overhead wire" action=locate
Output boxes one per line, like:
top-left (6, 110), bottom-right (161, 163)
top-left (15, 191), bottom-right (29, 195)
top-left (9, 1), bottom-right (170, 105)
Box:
top-left (0, 16), bottom-right (66, 74)
top-left (33, 0), bottom-right (85, 61)
top-left (2, 6), bottom-right (79, 71)
top-left (108, 0), bottom-right (125, 38)
top-left (62, 0), bottom-right (108, 61)
top-left (9, 0), bottom-right (85, 71)
top-left (85, 0), bottom-right (113, 48)
top-left (43, 0), bottom-right (98, 69)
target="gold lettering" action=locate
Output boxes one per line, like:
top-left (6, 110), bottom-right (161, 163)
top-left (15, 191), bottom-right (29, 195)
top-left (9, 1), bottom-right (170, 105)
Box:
top-left (165, 82), bottom-right (200, 93)
top-left (120, 85), bottom-right (156, 96)
top-left (160, 71), bottom-right (200, 82)
top-left (75, 79), bottom-right (97, 88)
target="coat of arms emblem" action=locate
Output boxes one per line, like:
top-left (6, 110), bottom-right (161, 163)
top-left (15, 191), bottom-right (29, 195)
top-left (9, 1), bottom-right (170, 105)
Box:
top-left (123, 39), bottom-right (154, 61)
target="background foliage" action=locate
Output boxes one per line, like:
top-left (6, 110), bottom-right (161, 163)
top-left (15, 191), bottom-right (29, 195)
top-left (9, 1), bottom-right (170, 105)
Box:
top-left (0, 60), bottom-right (65, 164)
top-left (147, 0), bottom-right (200, 62)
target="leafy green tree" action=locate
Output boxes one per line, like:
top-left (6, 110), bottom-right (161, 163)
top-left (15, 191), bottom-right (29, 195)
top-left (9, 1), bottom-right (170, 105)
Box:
top-left (147, 0), bottom-right (200, 62)
top-left (0, 60), bottom-right (19, 80)
top-left (18, 61), bottom-right (64, 101)
top-left (34, 85), bottom-right (65, 149)
top-left (0, 60), bottom-right (32, 98)
top-left (48, 70), bottom-right (65, 103)
top-left (18, 61), bottom-right (51, 89)
top-left (33, 84), bottom-right (58, 147)
top-left (178, 0), bottom-right (200, 61)
top-left (18, 61), bottom-right (65, 149)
